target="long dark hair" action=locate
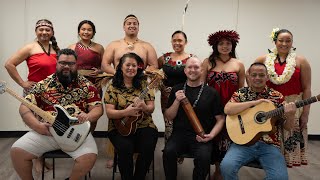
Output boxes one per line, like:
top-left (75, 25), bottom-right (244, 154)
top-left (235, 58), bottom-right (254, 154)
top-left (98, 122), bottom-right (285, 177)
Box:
top-left (208, 40), bottom-right (237, 70)
top-left (113, 52), bottom-right (144, 89)
top-left (78, 20), bottom-right (96, 39)
top-left (35, 19), bottom-right (60, 52)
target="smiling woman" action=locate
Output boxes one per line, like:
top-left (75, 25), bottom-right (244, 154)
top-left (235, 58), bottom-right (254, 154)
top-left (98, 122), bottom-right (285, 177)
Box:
top-left (104, 52), bottom-right (158, 179)
top-left (158, 30), bottom-right (194, 143)
top-left (68, 20), bottom-right (105, 133)
top-left (68, 20), bottom-right (104, 91)
top-left (5, 19), bottom-right (59, 92)
top-left (255, 28), bottom-right (312, 168)
top-left (4, 18), bottom-right (60, 174)
top-left (201, 30), bottom-right (245, 179)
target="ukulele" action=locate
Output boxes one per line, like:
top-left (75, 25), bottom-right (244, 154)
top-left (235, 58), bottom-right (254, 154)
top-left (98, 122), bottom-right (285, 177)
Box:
top-left (114, 69), bottom-right (164, 136)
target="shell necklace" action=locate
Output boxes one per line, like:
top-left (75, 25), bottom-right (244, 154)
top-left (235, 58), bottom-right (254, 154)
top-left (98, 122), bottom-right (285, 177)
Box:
top-left (124, 38), bottom-right (138, 50)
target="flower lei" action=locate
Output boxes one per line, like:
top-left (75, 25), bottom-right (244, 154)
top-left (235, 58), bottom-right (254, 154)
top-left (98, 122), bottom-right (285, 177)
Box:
top-left (164, 53), bottom-right (192, 69)
top-left (265, 47), bottom-right (296, 85)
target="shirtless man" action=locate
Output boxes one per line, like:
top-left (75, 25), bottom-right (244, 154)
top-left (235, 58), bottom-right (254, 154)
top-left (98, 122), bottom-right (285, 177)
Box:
top-left (101, 14), bottom-right (158, 74)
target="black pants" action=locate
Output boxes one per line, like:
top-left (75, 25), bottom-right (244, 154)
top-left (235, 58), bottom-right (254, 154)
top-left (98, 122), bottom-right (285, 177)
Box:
top-left (109, 127), bottom-right (158, 180)
top-left (163, 131), bottom-right (213, 180)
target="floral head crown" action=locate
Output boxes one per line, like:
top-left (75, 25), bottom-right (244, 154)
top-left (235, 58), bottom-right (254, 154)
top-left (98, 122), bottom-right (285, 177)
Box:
top-left (207, 30), bottom-right (240, 47)
top-left (270, 28), bottom-right (280, 42)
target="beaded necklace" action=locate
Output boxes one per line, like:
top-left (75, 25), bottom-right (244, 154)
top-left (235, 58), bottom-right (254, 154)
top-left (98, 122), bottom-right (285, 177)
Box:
top-left (37, 41), bottom-right (51, 56)
top-left (183, 82), bottom-right (205, 108)
top-left (78, 41), bottom-right (92, 49)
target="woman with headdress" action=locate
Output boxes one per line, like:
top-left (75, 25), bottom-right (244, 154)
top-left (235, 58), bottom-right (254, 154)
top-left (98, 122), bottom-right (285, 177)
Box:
top-left (104, 52), bottom-right (158, 180)
top-left (201, 30), bottom-right (245, 180)
top-left (255, 28), bottom-right (311, 168)
top-left (5, 19), bottom-right (60, 173)
top-left (5, 19), bottom-right (59, 93)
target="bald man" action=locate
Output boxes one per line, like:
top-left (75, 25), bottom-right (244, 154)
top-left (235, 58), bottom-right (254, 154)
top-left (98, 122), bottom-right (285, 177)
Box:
top-left (162, 57), bottom-right (225, 180)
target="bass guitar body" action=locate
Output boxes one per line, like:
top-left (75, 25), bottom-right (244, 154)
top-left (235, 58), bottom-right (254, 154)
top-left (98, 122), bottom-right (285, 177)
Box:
top-left (50, 105), bottom-right (91, 152)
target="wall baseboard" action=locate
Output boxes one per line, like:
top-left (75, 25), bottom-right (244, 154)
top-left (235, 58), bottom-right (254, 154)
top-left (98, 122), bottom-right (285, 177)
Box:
top-left (0, 131), bottom-right (318, 140)
top-left (0, 131), bottom-right (165, 138)
top-left (308, 135), bottom-right (320, 141)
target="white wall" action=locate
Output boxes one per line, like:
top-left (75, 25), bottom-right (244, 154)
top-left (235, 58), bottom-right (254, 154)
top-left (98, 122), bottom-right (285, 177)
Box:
top-left (0, 0), bottom-right (319, 134)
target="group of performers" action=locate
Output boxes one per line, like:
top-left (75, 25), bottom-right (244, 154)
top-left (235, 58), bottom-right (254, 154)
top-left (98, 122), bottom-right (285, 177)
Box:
top-left (5, 14), bottom-right (311, 180)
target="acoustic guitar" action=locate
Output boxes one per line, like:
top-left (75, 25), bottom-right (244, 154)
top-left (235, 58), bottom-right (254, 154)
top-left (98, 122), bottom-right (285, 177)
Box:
top-left (226, 94), bottom-right (320, 145)
top-left (114, 69), bottom-right (164, 136)
top-left (0, 81), bottom-right (91, 152)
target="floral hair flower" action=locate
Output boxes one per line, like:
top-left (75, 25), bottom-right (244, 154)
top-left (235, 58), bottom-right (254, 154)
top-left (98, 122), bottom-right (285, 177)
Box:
top-left (270, 28), bottom-right (280, 42)
top-left (207, 30), bottom-right (240, 47)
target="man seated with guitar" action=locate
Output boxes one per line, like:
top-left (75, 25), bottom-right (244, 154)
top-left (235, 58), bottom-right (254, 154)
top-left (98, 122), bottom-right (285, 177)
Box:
top-left (104, 52), bottom-right (158, 180)
top-left (220, 62), bottom-right (296, 180)
top-left (163, 57), bottom-right (225, 180)
top-left (10, 48), bottom-right (103, 180)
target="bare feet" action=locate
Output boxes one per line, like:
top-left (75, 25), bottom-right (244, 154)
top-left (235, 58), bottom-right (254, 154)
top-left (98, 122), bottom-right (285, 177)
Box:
top-left (33, 157), bottom-right (52, 173)
top-left (105, 159), bottom-right (114, 169)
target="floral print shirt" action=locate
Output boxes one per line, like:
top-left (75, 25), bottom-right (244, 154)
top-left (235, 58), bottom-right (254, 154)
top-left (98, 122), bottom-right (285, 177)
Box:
top-left (25, 74), bottom-right (101, 117)
top-left (104, 79), bottom-right (157, 131)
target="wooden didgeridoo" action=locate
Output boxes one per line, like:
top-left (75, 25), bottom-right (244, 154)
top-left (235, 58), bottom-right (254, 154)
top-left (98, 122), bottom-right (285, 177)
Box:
top-left (180, 97), bottom-right (205, 138)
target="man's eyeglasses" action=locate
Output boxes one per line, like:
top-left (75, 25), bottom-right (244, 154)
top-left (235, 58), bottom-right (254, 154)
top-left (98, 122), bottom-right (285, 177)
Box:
top-left (58, 61), bottom-right (76, 67)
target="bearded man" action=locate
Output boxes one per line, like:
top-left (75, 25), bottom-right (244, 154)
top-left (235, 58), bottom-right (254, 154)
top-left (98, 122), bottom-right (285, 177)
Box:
top-left (10, 48), bottom-right (103, 180)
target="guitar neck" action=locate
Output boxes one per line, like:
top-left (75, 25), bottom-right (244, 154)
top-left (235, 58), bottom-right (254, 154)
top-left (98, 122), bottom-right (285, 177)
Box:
top-left (5, 87), bottom-right (55, 124)
top-left (265, 96), bottom-right (319, 119)
top-left (138, 87), bottom-right (149, 100)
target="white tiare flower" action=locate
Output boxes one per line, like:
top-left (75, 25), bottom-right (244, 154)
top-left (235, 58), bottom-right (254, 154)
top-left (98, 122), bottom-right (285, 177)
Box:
top-left (270, 28), bottom-right (280, 42)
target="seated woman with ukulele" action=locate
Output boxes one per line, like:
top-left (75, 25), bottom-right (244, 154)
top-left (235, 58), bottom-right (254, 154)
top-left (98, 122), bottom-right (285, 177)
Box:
top-left (104, 52), bottom-right (158, 180)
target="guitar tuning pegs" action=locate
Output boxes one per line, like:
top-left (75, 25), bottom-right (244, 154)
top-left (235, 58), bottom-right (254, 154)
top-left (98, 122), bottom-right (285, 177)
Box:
top-left (0, 81), bottom-right (7, 94)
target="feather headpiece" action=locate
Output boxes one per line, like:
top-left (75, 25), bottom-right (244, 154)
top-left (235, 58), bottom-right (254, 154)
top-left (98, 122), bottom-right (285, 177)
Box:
top-left (207, 30), bottom-right (240, 46)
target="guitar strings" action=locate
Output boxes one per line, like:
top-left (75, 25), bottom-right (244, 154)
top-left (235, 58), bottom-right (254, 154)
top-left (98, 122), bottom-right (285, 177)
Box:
top-left (52, 120), bottom-right (68, 132)
top-left (52, 123), bottom-right (67, 132)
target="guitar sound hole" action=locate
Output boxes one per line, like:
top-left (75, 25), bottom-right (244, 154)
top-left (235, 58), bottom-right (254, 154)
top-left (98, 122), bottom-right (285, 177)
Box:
top-left (255, 113), bottom-right (266, 124)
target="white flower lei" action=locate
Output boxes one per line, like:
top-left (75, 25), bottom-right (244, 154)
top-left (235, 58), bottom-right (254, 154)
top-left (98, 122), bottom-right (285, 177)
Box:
top-left (265, 48), bottom-right (296, 85)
